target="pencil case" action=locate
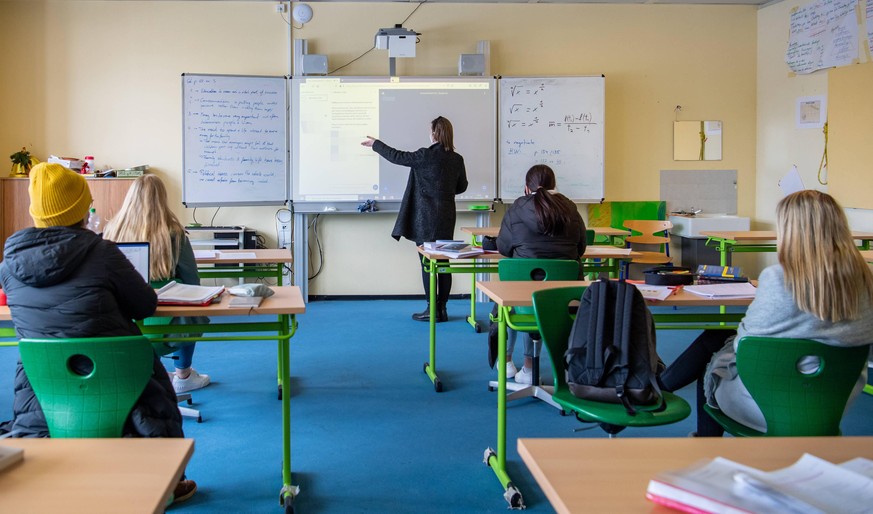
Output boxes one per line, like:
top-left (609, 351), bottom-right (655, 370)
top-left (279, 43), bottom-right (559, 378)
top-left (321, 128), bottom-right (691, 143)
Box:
top-left (643, 265), bottom-right (694, 286)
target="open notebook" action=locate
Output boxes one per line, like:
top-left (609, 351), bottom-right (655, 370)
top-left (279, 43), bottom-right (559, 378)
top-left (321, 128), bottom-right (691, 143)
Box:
top-left (115, 242), bottom-right (150, 283)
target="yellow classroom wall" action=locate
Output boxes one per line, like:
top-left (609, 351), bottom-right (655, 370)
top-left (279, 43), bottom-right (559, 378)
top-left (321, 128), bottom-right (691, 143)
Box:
top-left (754, 0), bottom-right (873, 275)
top-left (0, 1), bottom-right (758, 295)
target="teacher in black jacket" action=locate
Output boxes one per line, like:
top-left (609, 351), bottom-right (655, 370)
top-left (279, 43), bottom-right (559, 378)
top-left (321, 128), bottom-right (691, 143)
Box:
top-left (362, 116), bottom-right (468, 322)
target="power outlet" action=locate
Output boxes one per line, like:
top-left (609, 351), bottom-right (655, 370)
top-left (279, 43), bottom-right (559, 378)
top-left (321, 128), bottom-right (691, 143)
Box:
top-left (275, 3), bottom-right (287, 13)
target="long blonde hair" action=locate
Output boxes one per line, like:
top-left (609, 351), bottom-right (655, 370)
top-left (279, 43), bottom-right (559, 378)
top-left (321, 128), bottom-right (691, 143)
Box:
top-left (103, 175), bottom-right (185, 281)
top-left (776, 190), bottom-right (873, 322)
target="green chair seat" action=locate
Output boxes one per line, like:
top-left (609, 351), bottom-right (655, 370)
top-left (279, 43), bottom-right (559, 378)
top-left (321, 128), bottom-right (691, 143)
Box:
top-left (532, 286), bottom-right (691, 435)
top-left (19, 336), bottom-right (154, 438)
top-left (704, 336), bottom-right (869, 437)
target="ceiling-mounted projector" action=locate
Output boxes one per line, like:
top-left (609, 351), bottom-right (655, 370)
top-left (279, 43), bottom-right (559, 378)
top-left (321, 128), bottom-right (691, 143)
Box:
top-left (375, 25), bottom-right (420, 58)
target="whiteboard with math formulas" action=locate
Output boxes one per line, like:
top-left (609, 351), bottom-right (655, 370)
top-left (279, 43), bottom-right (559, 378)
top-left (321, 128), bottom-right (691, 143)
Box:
top-left (182, 73), bottom-right (289, 207)
top-left (499, 76), bottom-right (605, 203)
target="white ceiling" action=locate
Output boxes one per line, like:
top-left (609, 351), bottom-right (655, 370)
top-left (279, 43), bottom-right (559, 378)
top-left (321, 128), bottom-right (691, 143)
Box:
top-left (195, 0), bottom-right (778, 7)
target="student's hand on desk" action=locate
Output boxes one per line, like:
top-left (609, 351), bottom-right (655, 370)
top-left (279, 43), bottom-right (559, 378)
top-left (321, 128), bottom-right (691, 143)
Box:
top-left (361, 136), bottom-right (376, 148)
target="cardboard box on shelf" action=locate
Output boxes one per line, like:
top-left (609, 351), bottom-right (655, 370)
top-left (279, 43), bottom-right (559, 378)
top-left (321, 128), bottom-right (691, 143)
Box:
top-left (47, 155), bottom-right (84, 170)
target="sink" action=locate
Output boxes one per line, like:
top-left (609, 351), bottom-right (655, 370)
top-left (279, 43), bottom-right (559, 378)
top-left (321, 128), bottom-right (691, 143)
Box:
top-left (668, 214), bottom-right (750, 238)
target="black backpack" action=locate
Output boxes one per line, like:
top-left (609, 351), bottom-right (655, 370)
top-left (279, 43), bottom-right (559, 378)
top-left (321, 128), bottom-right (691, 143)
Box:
top-left (564, 278), bottom-right (665, 415)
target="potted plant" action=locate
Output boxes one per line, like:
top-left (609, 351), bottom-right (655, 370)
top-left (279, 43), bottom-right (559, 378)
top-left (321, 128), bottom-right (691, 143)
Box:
top-left (10, 147), bottom-right (39, 177)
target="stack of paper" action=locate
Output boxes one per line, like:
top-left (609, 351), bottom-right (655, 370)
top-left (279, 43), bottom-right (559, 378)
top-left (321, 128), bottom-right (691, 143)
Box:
top-left (156, 281), bottom-right (225, 305)
top-left (423, 241), bottom-right (484, 258)
top-left (647, 453), bottom-right (873, 514)
top-left (631, 283), bottom-right (675, 301)
top-left (684, 282), bottom-right (757, 299)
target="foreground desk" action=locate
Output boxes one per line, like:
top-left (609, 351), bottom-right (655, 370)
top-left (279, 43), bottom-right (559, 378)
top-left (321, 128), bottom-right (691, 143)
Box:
top-left (477, 279), bottom-right (751, 509)
top-left (195, 248), bottom-right (292, 285)
top-left (862, 250), bottom-right (873, 263)
top-left (701, 230), bottom-right (873, 267)
top-left (518, 436), bottom-right (873, 514)
top-left (141, 286), bottom-right (305, 512)
top-left (0, 438), bottom-right (194, 513)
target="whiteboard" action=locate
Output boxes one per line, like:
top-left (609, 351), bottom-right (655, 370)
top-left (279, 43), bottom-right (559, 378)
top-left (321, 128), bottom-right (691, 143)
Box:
top-left (290, 76), bottom-right (497, 213)
top-left (499, 76), bottom-right (605, 202)
top-left (182, 74), bottom-right (289, 207)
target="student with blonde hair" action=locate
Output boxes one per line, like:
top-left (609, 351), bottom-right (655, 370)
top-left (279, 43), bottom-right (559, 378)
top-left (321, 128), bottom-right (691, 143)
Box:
top-left (659, 190), bottom-right (873, 436)
top-left (104, 174), bottom-right (210, 393)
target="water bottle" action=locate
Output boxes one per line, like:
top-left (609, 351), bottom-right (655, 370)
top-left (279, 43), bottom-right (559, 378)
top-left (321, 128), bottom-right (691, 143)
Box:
top-left (87, 208), bottom-right (102, 233)
top-left (83, 156), bottom-right (95, 175)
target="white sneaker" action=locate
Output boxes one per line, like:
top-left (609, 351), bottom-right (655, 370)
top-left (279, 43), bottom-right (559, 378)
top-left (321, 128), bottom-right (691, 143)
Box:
top-left (506, 361), bottom-right (518, 379)
top-left (173, 369), bottom-right (211, 393)
top-left (514, 367), bottom-right (533, 385)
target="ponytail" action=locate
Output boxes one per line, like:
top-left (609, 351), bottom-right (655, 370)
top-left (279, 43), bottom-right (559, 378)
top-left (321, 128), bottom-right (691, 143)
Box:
top-left (525, 164), bottom-right (576, 236)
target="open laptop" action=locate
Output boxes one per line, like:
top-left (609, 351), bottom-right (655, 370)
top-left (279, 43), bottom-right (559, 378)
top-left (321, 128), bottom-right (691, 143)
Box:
top-left (115, 242), bottom-right (150, 283)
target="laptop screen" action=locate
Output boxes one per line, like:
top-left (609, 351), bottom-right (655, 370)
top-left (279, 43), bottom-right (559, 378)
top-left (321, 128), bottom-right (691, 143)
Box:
top-left (116, 242), bottom-right (150, 283)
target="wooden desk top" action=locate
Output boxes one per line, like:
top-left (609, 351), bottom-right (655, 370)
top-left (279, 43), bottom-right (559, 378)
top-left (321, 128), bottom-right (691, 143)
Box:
top-left (862, 250), bottom-right (873, 262)
top-left (518, 436), bottom-right (873, 514)
top-left (0, 286), bottom-right (305, 321)
top-left (0, 438), bottom-right (194, 514)
top-left (700, 230), bottom-right (873, 241)
top-left (461, 226), bottom-right (630, 238)
top-left (195, 248), bottom-right (292, 264)
top-left (476, 279), bottom-right (754, 307)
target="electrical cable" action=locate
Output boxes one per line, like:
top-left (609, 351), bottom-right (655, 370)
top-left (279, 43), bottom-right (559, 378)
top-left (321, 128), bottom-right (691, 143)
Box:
top-left (192, 208), bottom-right (200, 225)
top-left (308, 214), bottom-right (325, 280)
top-left (209, 207), bottom-right (221, 227)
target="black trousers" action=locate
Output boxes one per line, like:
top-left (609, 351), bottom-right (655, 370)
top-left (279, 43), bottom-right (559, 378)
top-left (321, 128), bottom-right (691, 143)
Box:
top-left (418, 254), bottom-right (452, 306)
top-left (658, 329), bottom-right (736, 437)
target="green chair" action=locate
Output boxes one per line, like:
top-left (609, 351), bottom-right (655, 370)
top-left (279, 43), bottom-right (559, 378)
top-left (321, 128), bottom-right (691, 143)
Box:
top-left (18, 336), bottom-right (154, 438)
top-left (703, 336), bottom-right (869, 437)
top-left (532, 286), bottom-right (691, 436)
top-left (488, 259), bottom-right (581, 410)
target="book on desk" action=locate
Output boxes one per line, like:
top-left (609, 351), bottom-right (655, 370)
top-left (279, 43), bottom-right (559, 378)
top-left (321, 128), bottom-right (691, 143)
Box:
top-left (647, 453), bottom-right (873, 514)
top-left (422, 241), bottom-right (485, 258)
top-left (156, 281), bottom-right (225, 306)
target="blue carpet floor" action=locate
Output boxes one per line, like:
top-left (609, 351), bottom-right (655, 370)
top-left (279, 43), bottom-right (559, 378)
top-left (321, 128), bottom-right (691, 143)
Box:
top-left (1, 299), bottom-right (872, 513)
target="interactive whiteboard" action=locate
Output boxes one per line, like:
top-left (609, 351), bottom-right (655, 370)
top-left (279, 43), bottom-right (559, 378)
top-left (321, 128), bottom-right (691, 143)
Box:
top-left (499, 76), bottom-right (605, 203)
top-left (291, 76), bottom-right (497, 212)
top-left (182, 74), bottom-right (289, 207)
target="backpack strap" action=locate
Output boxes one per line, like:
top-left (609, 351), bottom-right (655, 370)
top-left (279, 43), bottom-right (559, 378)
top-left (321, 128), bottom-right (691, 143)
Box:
top-left (585, 278), bottom-right (609, 383)
top-left (612, 280), bottom-right (637, 415)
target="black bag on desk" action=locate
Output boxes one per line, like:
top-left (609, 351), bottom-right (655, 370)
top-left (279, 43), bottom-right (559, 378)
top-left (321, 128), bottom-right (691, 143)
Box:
top-left (565, 279), bottom-right (665, 415)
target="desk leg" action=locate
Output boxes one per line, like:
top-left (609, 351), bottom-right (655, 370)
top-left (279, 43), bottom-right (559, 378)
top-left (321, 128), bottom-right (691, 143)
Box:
top-left (422, 258), bottom-right (442, 392)
top-left (484, 307), bottom-right (525, 509)
top-left (278, 314), bottom-right (300, 512)
top-left (467, 272), bottom-right (481, 332)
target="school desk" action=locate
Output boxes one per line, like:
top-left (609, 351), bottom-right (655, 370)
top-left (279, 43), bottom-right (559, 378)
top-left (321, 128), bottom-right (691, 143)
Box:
top-left (476, 279), bottom-right (751, 509)
top-left (861, 250), bottom-right (873, 262)
top-left (195, 248), bottom-right (292, 284)
top-left (517, 436), bottom-right (873, 514)
top-left (0, 438), bottom-right (194, 513)
top-left (700, 230), bottom-right (873, 267)
top-left (416, 248), bottom-right (640, 391)
top-left (138, 285), bottom-right (304, 512)
top-left (461, 225), bottom-right (630, 246)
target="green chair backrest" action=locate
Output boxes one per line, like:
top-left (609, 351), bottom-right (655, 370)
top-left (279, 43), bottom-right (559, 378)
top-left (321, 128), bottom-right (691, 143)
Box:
top-left (19, 336), bottom-right (154, 438)
top-left (531, 286), bottom-right (587, 394)
top-left (736, 336), bottom-right (869, 436)
top-left (498, 259), bottom-right (580, 316)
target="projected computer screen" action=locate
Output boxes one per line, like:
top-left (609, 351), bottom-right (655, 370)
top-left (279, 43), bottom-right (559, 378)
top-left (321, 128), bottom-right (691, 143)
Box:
top-left (291, 76), bottom-right (497, 209)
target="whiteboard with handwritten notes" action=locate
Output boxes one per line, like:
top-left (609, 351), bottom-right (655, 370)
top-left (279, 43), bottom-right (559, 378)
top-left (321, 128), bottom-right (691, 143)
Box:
top-left (182, 73), bottom-right (289, 206)
top-left (498, 76), bottom-right (605, 202)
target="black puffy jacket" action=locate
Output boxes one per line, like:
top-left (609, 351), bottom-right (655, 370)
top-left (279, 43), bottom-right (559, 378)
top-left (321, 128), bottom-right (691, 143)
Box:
top-left (497, 193), bottom-right (587, 260)
top-left (0, 227), bottom-right (182, 438)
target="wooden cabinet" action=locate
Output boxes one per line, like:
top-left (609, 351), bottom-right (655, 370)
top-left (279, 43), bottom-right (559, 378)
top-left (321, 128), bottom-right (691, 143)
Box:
top-left (1, 177), bottom-right (134, 254)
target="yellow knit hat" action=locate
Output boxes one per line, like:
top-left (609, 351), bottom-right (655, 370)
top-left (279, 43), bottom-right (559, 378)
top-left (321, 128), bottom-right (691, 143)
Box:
top-left (28, 163), bottom-right (93, 228)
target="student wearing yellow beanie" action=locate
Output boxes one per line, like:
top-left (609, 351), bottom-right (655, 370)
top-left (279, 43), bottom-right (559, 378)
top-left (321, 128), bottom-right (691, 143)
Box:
top-left (0, 166), bottom-right (197, 503)
top-left (27, 163), bottom-right (93, 228)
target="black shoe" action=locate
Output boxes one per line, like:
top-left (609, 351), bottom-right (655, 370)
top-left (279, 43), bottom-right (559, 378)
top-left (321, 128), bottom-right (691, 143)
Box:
top-left (412, 306), bottom-right (430, 322)
top-left (436, 305), bottom-right (448, 323)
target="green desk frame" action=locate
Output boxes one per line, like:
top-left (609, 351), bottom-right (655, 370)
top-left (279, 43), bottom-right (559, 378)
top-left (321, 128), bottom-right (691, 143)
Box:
top-left (484, 301), bottom-right (744, 509)
top-left (421, 254), bottom-right (500, 391)
top-left (138, 314), bottom-right (299, 512)
top-left (704, 236), bottom-right (873, 267)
